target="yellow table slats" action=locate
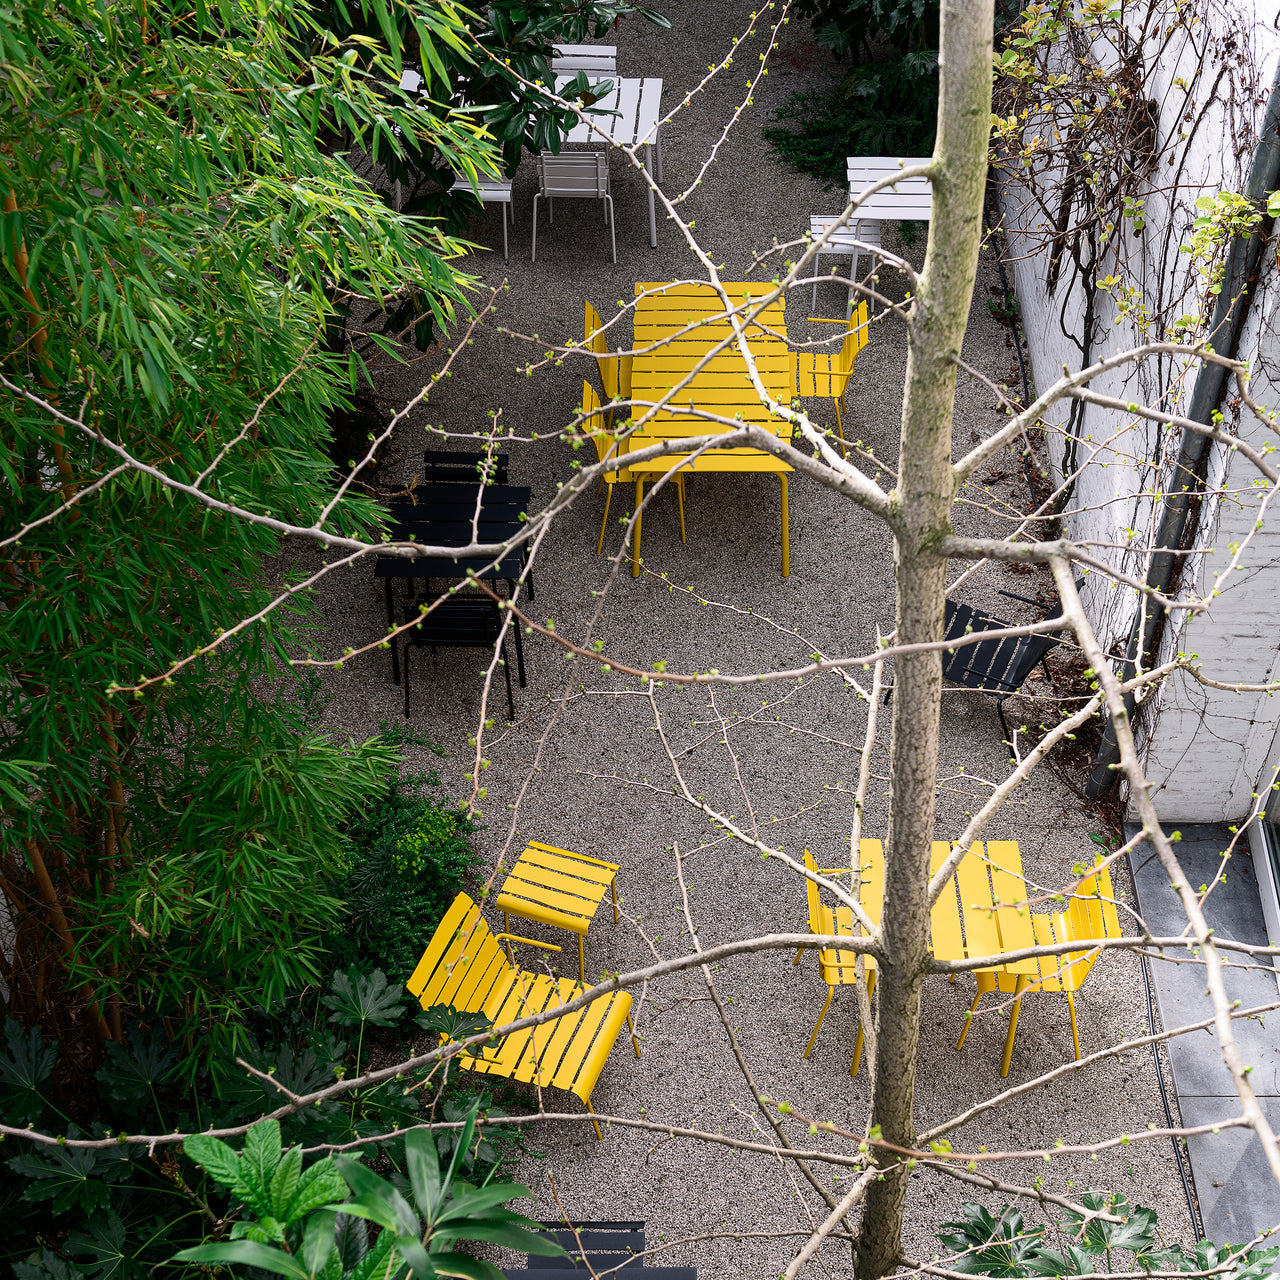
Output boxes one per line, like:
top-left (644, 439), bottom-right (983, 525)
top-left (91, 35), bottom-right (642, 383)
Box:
top-left (495, 841), bottom-right (620, 979)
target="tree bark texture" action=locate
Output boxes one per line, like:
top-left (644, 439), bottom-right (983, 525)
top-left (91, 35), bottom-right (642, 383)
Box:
top-left (853, 3), bottom-right (994, 1275)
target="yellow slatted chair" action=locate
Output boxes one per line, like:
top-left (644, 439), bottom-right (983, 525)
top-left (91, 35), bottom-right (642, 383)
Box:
top-left (794, 301), bottom-right (870, 457)
top-left (582, 381), bottom-right (633, 555)
top-left (583, 378), bottom-right (687, 555)
top-left (406, 893), bottom-right (640, 1138)
top-left (792, 843), bottom-right (882, 1075)
top-left (956, 854), bottom-right (1122, 1076)
top-left (585, 299), bottom-right (634, 421)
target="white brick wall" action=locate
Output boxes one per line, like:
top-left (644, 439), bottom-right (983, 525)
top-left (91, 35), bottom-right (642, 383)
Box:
top-left (1000, 6), bottom-right (1280, 822)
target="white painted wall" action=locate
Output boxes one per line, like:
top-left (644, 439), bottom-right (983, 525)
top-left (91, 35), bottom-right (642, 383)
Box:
top-left (999, 3), bottom-right (1280, 822)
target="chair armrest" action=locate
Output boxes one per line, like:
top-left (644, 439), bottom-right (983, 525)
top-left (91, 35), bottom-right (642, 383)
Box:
top-left (494, 933), bottom-right (562, 952)
top-left (806, 317), bottom-right (852, 324)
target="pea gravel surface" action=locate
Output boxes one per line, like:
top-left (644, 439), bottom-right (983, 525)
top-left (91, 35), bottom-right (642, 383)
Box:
top-left (275, 3), bottom-right (1196, 1273)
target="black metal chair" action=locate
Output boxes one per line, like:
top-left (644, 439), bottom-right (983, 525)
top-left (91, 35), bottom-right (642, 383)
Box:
top-left (885, 592), bottom-right (1062, 757)
top-left (503, 1220), bottom-right (696, 1277)
top-left (401, 597), bottom-right (523, 722)
top-left (422, 449), bottom-right (509, 484)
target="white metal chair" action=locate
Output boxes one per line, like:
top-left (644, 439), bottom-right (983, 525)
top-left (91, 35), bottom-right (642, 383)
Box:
top-left (808, 214), bottom-right (883, 311)
top-left (450, 174), bottom-right (514, 260)
top-left (531, 152), bottom-right (615, 263)
top-left (551, 44), bottom-right (617, 75)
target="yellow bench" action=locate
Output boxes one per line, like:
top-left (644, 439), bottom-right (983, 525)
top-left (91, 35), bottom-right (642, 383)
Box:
top-left (407, 893), bottom-right (640, 1138)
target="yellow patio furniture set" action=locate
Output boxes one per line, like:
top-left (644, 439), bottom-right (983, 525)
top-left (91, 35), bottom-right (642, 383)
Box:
top-left (580, 282), bottom-right (869, 577)
top-left (795, 841), bottom-right (1122, 1078)
top-left (402, 833), bottom-right (1119, 1140)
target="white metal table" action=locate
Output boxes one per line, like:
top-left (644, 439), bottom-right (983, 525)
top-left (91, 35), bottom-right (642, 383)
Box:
top-left (556, 75), bottom-right (663, 248)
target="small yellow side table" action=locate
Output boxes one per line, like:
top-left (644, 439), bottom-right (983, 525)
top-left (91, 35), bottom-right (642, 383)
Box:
top-left (494, 840), bottom-right (620, 982)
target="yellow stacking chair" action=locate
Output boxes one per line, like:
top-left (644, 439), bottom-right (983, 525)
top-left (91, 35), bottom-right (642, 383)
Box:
top-left (582, 381), bottom-right (632, 554)
top-left (792, 844), bottom-right (882, 1075)
top-left (582, 381), bottom-right (686, 555)
top-left (794, 300), bottom-right (870, 456)
top-left (407, 893), bottom-right (640, 1138)
top-left (585, 299), bottom-right (634, 421)
top-left (956, 855), bottom-right (1123, 1077)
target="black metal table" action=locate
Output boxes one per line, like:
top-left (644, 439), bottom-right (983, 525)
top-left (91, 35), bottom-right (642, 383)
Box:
top-left (374, 483), bottom-right (533, 685)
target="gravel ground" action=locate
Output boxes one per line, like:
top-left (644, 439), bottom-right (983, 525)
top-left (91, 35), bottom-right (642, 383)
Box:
top-left (274, 3), bottom-right (1194, 1273)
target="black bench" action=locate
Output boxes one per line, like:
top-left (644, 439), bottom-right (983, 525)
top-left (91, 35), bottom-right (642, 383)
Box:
top-left (886, 592), bottom-right (1063, 757)
top-left (402, 597), bottom-right (523, 722)
top-left (422, 449), bottom-right (509, 485)
top-left (503, 1221), bottom-right (695, 1277)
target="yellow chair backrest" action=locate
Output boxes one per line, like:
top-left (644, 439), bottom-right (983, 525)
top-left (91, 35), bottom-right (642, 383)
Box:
top-left (585, 300), bottom-right (631, 402)
top-left (582, 380), bottom-right (628, 473)
top-left (802, 848), bottom-right (823, 933)
top-left (838, 301), bottom-right (870, 374)
top-left (1055, 857), bottom-right (1122, 991)
top-left (406, 893), bottom-right (515, 1014)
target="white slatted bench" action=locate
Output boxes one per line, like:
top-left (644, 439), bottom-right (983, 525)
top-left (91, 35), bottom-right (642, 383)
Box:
top-left (809, 157), bottom-right (933, 312)
top-left (551, 43), bottom-right (617, 75)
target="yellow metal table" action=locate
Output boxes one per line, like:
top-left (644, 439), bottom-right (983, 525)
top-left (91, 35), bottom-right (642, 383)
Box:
top-left (800, 840), bottom-right (1039, 1072)
top-left (625, 282), bottom-right (797, 576)
top-left (494, 840), bottom-right (620, 982)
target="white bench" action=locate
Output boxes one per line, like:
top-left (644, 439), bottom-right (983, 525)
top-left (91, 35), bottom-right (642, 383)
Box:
top-left (551, 44), bottom-right (617, 75)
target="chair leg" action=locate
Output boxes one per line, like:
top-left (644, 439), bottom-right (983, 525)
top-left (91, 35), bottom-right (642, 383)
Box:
top-left (803, 987), bottom-right (834, 1059)
top-left (606, 195), bottom-right (616, 263)
top-left (586, 1099), bottom-right (602, 1141)
top-left (531, 193), bottom-right (539, 261)
top-left (957, 974), bottom-right (995, 1052)
top-left (501, 200), bottom-right (508, 261)
top-left (510, 607), bottom-right (527, 687)
top-left (852, 970), bottom-right (875, 1076)
top-left (1000, 976), bottom-right (1030, 1078)
top-left (631, 479), bottom-right (643, 578)
top-left (501, 640), bottom-right (516, 722)
top-left (655, 126), bottom-right (663, 183)
top-left (996, 696), bottom-right (1016, 762)
top-left (834, 396), bottom-right (847, 459)
top-left (1067, 989), bottom-right (1081, 1061)
top-left (403, 644), bottom-right (412, 718)
top-left (780, 474), bottom-right (789, 577)
top-left (676, 473), bottom-right (687, 544)
top-left (577, 934), bottom-right (585, 983)
top-left (626, 1011), bottom-right (641, 1057)
top-left (597, 480), bottom-right (613, 555)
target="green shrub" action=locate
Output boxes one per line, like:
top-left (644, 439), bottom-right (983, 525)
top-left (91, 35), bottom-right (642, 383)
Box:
top-left (764, 51), bottom-right (939, 188)
top-left (332, 794), bottom-right (482, 985)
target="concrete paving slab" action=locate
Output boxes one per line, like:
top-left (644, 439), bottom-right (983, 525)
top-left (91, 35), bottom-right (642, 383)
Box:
top-left (1128, 824), bottom-right (1280, 1242)
top-left (1128, 825), bottom-right (1280, 1097)
top-left (1179, 1095), bottom-right (1280, 1242)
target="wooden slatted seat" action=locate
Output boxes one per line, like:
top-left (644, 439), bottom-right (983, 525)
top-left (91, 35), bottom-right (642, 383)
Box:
top-left (407, 894), bottom-right (640, 1138)
top-left (401, 597), bottom-right (522, 722)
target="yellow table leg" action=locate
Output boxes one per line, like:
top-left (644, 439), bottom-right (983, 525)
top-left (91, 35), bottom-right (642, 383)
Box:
top-left (1067, 989), bottom-right (1081, 1061)
top-left (632, 479), bottom-right (643, 578)
top-left (1000, 976), bottom-right (1030, 1078)
top-left (780, 474), bottom-right (790, 577)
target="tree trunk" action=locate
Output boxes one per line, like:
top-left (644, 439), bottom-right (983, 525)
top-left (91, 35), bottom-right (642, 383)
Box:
top-left (852, 3), bottom-right (994, 1275)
